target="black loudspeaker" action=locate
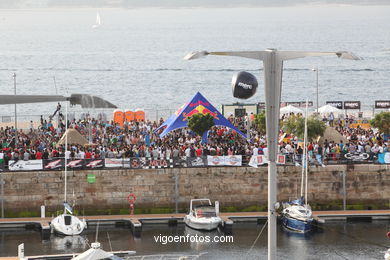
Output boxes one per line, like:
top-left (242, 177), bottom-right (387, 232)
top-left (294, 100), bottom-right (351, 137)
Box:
top-left (231, 71), bottom-right (258, 99)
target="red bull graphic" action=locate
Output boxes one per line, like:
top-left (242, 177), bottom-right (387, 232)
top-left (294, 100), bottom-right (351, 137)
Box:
top-left (159, 92), bottom-right (247, 142)
top-left (182, 104), bottom-right (219, 121)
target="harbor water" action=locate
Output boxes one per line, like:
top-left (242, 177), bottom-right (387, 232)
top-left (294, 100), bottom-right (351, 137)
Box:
top-left (0, 6), bottom-right (389, 117)
top-left (0, 222), bottom-right (389, 259)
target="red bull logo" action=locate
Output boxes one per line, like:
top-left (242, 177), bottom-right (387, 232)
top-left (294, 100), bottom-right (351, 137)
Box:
top-left (182, 103), bottom-right (219, 121)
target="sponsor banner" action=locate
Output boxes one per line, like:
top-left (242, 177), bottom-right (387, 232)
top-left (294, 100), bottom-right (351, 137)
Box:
top-left (85, 159), bottom-right (104, 169)
top-left (172, 156), bottom-right (188, 168)
top-left (142, 158), bottom-right (173, 169)
top-left (224, 155), bottom-right (242, 166)
top-left (378, 153), bottom-right (390, 164)
top-left (375, 100), bottom-right (390, 109)
top-left (326, 101), bottom-right (343, 110)
top-left (343, 101), bottom-right (360, 110)
top-left (43, 159), bottom-right (64, 170)
top-left (187, 156), bottom-right (207, 167)
top-left (130, 157), bottom-right (173, 169)
top-left (207, 156), bottom-right (225, 166)
top-left (129, 157), bottom-right (144, 169)
top-left (9, 160), bottom-right (43, 171)
top-left (248, 155), bottom-right (269, 167)
top-left (207, 156), bottom-right (242, 166)
top-left (66, 159), bottom-right (85, 170)
top-left (277, 155), bottom-right (286, 165)
top-left (104, 158), bottom-right (126, 168)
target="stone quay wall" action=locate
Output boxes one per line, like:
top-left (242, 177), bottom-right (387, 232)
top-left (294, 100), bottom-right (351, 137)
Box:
top-left (2, 164), bottom-right (390, 216)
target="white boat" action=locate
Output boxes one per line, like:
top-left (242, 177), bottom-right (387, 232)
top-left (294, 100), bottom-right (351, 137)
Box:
top-left (51, 209), bottom-right (87, 236)
top-left (281, 100), bottom-right (314, 233)
top-left (51, 101), bottom-right (87, 236)
top-left (184, 199), bottom-right (222, 231)
top-left (92, 12), bottom-right (101, 28)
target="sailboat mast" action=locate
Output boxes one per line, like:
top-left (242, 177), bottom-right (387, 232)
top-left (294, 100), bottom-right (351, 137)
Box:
top-left (64, 100), bottom-right (68, 213)
top-left (304, 99), bottom-right (309, 207)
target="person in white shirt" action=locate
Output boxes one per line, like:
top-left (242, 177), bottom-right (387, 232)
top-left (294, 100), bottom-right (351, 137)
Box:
top-left (252, 145), bottom-right (258, 156)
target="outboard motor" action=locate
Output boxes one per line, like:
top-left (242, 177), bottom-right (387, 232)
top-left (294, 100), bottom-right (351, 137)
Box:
top-left (231, 71), bottom-right (258, 99)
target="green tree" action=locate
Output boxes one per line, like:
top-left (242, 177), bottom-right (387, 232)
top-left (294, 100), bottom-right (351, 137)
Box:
top-left (188, 114), bottom-right (215, 136)
top-left (370, 112), bottom-right (390, 135)
top-left (282, 115), bottom-right (326, 141)
top-left (254, 110), bottom-right (266, 134)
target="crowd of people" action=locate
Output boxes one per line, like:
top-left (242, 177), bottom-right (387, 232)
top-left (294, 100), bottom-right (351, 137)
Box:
top-left (0, 106), bottom-right (388, 168)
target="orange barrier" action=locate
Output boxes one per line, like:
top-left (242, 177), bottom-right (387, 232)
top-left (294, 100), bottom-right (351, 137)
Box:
top-left (113, 109), bottom-right (125, 128)
top-left (125, 110), bottom-right (135, 122)
top-left (135, 109), bottom-right (145, 122)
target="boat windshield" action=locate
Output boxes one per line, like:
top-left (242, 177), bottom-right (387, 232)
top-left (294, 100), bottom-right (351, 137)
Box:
top-left (195, 206), bottom-right (216, 218)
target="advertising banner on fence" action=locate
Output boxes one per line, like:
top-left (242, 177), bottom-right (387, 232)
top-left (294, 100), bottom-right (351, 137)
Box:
top-left (224, 155), bottom-right (242, 166)
top-left (104, 158), bottom-right (125, 168)
top-left (66, 159), bottom-right (85, 169)
top-left (9, 160), bottom-right (43, 171)
top-left (186, 157), bottom-right (207, 167)
top-left (378, 153), bottom-right (390, 164)
top-left (207, 156), bottom-right (225, 166)
top-left (248, 155), bottom-right (267, 168)
top-left (130, 157), bottom-right (173, 169)
top-left (85, 159), bottom-right (104, 169)
top-left (207, 156), bottom-right (242, 166)
top-left (43, 159), bottom-right (64, 170)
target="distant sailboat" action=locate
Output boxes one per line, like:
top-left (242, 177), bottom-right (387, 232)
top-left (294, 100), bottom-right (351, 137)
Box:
top-left (92, 12), bottom-right (101, 29)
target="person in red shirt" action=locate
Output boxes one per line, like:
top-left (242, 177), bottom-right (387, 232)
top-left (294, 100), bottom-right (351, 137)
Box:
top-left (36, 150), bottom-right (42, 160)
top-left (85, 150), bottom-right (92, 159)
top-left (195, 147), bottom-right (202, 157)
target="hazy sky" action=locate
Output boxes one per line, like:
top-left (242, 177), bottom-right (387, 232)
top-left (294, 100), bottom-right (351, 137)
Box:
top-left (1, 0), bottom-right (390, 8)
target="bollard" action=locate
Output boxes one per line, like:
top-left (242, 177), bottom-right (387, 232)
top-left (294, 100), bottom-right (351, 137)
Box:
top-left (215, 201), bottom-right (220, 216)
top-left (18, 243), bottom-right (24, 258)
top-left (41, 205), bottom-right (45, 218)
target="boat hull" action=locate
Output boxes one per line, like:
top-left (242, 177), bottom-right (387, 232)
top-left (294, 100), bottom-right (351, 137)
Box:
top-left (51, 214), bottom-right (87, 236)
top-left (184, 216), bottom-right (221, 231)
top-left (281, 215), bottom-right (313, 233)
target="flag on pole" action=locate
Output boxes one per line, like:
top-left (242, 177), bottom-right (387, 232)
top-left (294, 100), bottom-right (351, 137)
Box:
top-left (64, 202), bottom-right (73, 214)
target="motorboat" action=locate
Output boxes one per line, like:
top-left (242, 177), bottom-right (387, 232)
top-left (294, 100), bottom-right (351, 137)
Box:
top-left (184, 199), bottom-right (222, 231)
top-left (281, 197), bottom-right (314, 233)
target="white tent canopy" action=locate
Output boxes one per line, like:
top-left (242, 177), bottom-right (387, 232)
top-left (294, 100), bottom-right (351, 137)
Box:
top-left (280, 105), bottom-right (303, 114)
top-left (72, 242), bottom-right (117, 260)
top-left (318, 104), bottom-right (342, 114)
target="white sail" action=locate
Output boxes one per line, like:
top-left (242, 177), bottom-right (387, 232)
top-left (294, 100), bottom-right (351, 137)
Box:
top-left (92, 12), bottom-right (101, 28)
top-left (96, 12), bottom-right (101, 26)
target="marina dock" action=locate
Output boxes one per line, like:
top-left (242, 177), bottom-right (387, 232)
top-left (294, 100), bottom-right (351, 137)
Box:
top-left (0, 210), bottom-right (389, 239)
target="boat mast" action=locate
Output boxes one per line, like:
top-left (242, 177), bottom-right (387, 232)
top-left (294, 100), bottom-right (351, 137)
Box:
top-left (64, 100), bottom-right (68, 214)
top-left (304, 99), bottom-right (309, 207)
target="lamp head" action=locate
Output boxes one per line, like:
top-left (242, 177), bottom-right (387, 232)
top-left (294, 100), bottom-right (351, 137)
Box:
top-left (184, 51), bottom-right (209, 60)
top-left (336, 51), bottom-right (362, 60)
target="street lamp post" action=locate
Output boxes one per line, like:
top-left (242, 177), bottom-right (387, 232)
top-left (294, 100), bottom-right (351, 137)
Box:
top-left (184, 49), bottom-right (359, 260)
top-left (312, 67), bottom-right (319, 113)
top-left (13, 73), bottom-right (17, 145)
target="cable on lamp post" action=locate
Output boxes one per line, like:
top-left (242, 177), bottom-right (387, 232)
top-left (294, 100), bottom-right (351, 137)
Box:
top-left (184, 49), bottom-right (360, 260)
